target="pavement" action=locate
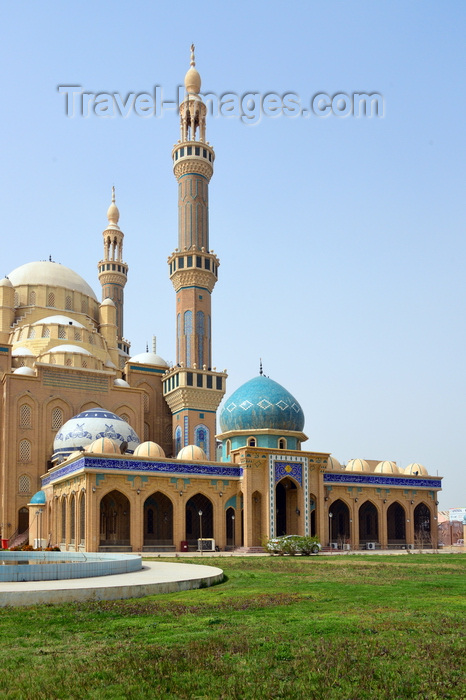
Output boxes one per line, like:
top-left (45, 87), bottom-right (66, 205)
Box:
top-left (0, 560), bottom-right (223, 607)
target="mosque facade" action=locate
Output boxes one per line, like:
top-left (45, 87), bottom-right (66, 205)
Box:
top-left (0, 49), bottom-right (441, 553)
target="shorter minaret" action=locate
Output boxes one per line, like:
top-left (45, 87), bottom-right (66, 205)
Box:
top-left (98, 188), bottom-right (128, 348)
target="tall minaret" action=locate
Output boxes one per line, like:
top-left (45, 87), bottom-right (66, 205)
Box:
top-left (163, 46), bottom-right (227, 461)
top-left (98, 188), bottom-right (128, 347)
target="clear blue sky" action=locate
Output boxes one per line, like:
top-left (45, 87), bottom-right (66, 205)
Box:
top-left (1, 1), bottom-right (464, 511)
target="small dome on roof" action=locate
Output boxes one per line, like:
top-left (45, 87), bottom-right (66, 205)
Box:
top-left (88, 437), bottom-right (121, 454)
top-left (29, 490), bottom-right (46, 505)
top-left (8, 261), bottom-right (97, 300)
top-left (345, 458), bottom-right (371, 472)
top-left (114, 378), bottom-right (130, 388)
top-left (404, 463), bottom-right (429, 476)
top-left (0, 277), bottom-right (13, 287)
top-left (130, 351), bottom-right (168, 368)
top-left (326, 456), bottom-right (342, 470)
top-left (45, 345), bottom-right (92, 355)
top-left (101, 297), bottom-right (115, 307)
top-left (177, 444), bottom-right (207, 461)
top-left (12, 347), bottom-right (34, 356)
top-left (13, 366), bottom-right (35, 376)
top-left (134, 442), bottom-right (166, 458)
top-left (374, 460), bottom-right (400, 474)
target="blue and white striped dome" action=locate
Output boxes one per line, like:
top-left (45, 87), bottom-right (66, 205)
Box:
top-left (220, 376), bottom-right (305, 433)
top-left (53, 408), bottom-right (140, 461)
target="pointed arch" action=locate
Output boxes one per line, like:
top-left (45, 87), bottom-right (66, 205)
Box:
top-left (143, 491), bottom-right (173, 547)
top-left (185, 493), bottom-right (213, 545)
top-left (99, 489), bottom-right (131, 546)
top-left (194, 424), bottom-right (210, 459)
top-left (387, 501), bottom-right (406, 545)
top-left (329, 499), bottom-right (351, 545)
top-left (358, 500), bottom-right (379, 544)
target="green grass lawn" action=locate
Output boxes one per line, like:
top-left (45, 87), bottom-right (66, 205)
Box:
top-left (0, 555), bottom-right (464, 699)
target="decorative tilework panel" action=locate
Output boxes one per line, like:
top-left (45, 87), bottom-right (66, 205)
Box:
top-left (42, 456), bottom-right (242, 486)
top-left (274, 461), bottom-right (303, 486)
top-left (324, 473), bottom-right (441, 489)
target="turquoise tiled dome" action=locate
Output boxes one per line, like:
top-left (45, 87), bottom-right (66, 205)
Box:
top-left (30, 490), bottom-right (46, 505)
top-left (220, 376), bottom-right (305, 433)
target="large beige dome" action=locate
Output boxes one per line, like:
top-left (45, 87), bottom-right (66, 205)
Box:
top-left (8, 261), bottom-right (97, 300)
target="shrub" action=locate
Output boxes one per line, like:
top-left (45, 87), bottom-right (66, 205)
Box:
top-left (265, 535), bottom-right (321, 556)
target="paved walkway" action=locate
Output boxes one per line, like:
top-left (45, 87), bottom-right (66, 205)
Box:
top-left (0, 561), bottom-right (223, 607)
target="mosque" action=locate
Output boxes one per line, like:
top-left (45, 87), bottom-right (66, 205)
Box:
top-left (0, 48), bottom-right (441, 553)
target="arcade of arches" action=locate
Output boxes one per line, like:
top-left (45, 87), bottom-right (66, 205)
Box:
top-left (29, 450), bottom-right (440, 552)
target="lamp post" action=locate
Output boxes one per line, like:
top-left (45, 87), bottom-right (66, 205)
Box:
top-left (329, 511), bottom-right (333, 547)
top-left (198, 509), bottom-right (203, 555)
top-left (231, 513), bottom-right (235, 550)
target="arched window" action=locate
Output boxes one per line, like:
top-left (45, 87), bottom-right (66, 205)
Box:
top-left (194, 424), bottom-right (210, 459)
top-left (14, 292), bottom-right (19, 307)
top-left (120, 414), bottom-right (129, 423)
top-left (58, 326), bottom-right (66, 339)
top-left (247, 437), bottom-right (256, 447)
top-left (278, 438), bottom-right (287, 450)
top-left (226, 439), bottom-right (231, 456)
top-left (28, 326), bottom-right (36, 339)
top-left (144, 422), bottom-right (150, 441)
top-left (18, 474), bottom-right (31, 494)
top-left (19, 439), bottom-right (31, 462)
top-left (66, 358), bottom-right (72, 366)
top-left (47, 292), bottom-right (55, 307)
top-left (51, 407), bottom-right (63, 430)
top-left (196, 311), bottom-right (205, 367)
top-left (143, 392), bottom-right (149, 413)
top-left (70, 494), bottom-right (76, 543)
top-left (81, 298), bottom-right (88, 314)
top-left (175, 426), bottom-right (182, 456)
top-left (184, 310), bottom-right (192, 366)
top-left (74, 330), bottom-right (81, 341)
top-left (29, 290), bottom-right (36, 305)
top-left (42, 326), bottom-right (50, 338)
top-left (79, 494), bottom-right (85, 543)
top-left (65, 295), bottom-right (72, 311)
top-left (61, 498), bottom-right (67, 542)
top-left (19, 404), bottom-right (32, 429)
top-left (82, 360), bottom-right (88, 368)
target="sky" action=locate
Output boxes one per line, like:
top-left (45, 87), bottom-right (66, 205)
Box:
top-left (0, 1), bottom-right (464, 511)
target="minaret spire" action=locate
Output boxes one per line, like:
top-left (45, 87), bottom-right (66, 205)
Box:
top-left (98, 188), bottom-right (129, 354)
top-left (163, 48), bottom-right (227, 460)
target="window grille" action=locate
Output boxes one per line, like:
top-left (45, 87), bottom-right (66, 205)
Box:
top-left (19, 439), bottom-right (31, 462)
top-left (65, 296), bottom-right (72, 310)
top-left (51, 407), bottom-right (63, 430)
top-left (18, 474), bottom-right (31, 493)
top-left (58, 326), bottom-right (66, 339)
top-left (42, 326), bottom-right (50, 338)
top-left (19, 404), bottom-right (32, 429)
top-left (48, 292), bottom-right (55, 307)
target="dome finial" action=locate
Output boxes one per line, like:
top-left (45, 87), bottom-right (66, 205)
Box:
top-left (107, 186), bottom-right (120, 225)
top-left (259, 358), bottom-right (263, 376)
top-left (184, 44), bottom-right (201, 95)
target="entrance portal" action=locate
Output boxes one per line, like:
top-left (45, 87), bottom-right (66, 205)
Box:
top-left (275, 477), bottom-right (299, 536)
top-left (414, 503), bottom-right (431, 547)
